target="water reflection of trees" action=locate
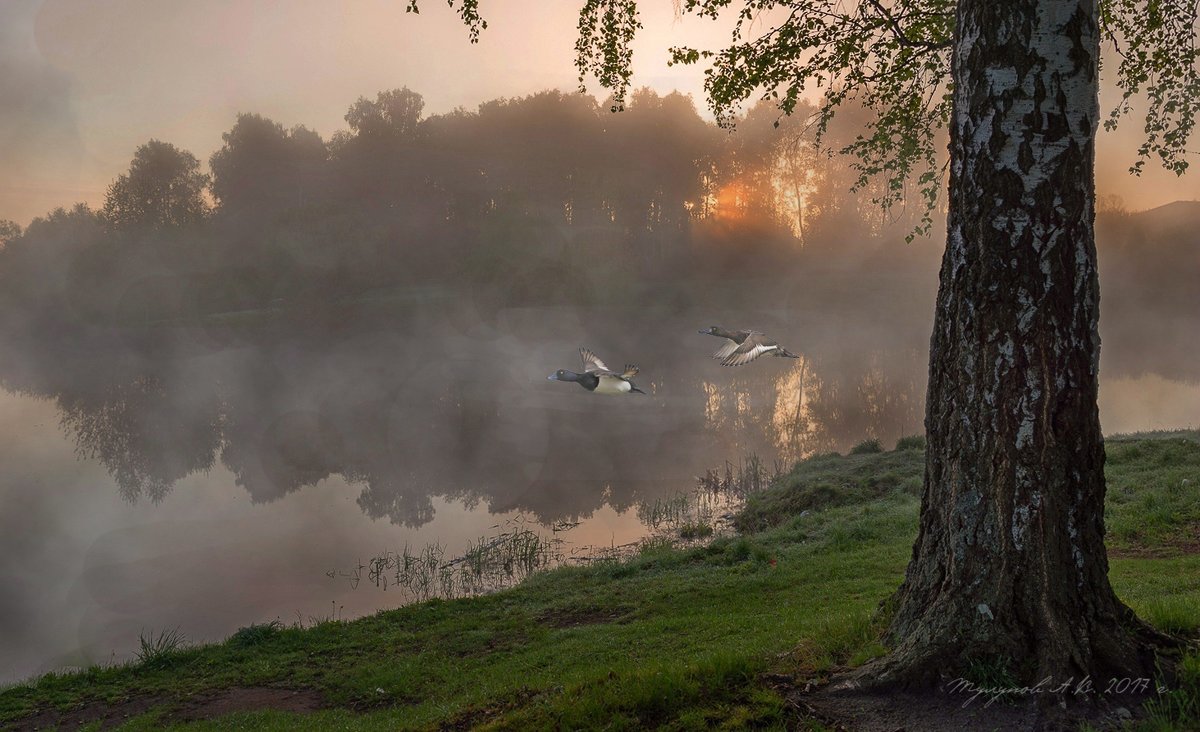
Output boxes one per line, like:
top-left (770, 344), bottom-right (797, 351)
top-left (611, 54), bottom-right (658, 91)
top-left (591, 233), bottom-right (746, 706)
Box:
top-left (705, 349), bottom-right (926, 464)
top-left (0, 302), bottom-right (936, 527)
top-left (57, 374), bottom-right (222, 502)
top-left (2, 257), bottom-right (1195, 528)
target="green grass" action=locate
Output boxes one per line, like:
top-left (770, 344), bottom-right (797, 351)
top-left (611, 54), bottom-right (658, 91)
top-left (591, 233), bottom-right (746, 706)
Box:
top-left (2, 432), bottom-right (1198, 730)
top-left (734, 447), bottom-right (924, 533)
top-left (1104, 432), bottom-right (1200, 555)
top-left (1, 518), bottom-right (904, 729)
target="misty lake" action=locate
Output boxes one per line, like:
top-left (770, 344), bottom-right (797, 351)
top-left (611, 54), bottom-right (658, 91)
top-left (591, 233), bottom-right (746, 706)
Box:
top-left (2, 274), bottom-right (1198, 684)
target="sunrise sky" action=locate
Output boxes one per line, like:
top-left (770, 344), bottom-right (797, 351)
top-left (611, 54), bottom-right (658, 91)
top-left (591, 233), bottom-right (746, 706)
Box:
top-left (2, 0), bottom-right (1196, 226)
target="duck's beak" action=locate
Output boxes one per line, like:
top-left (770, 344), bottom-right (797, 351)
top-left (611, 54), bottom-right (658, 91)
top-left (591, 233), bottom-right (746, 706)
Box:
top-left (547, 373), bottom-right (559, 381)
top-left (698, 329), bottom-right (709, 334)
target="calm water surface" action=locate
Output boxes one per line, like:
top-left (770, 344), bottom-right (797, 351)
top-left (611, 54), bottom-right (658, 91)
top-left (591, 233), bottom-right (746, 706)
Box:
top-left (1, 292), bottom-right (1196, 683)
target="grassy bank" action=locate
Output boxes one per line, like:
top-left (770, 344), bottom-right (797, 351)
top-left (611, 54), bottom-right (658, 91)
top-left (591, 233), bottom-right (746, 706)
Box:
top-left (2, 433), bottom-right (1198, 730)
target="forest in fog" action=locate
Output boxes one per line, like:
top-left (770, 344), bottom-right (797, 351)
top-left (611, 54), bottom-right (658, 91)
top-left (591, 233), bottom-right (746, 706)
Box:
top-left (0, 87), bottom-right (931, 333)
top-left (0, 84), bottom-right (1194, 345)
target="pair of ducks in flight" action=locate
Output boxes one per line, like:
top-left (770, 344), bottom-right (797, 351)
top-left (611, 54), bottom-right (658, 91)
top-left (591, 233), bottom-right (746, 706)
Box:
top-left (547, 326), bottom-right (799, 395)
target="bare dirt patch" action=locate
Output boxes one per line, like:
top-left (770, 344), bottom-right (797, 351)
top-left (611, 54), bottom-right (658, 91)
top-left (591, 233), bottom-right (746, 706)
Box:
top-left (11, 695), bottom-right (168, 731)
top-left (537, 605), bottom-right (633, 628)
top-left (10, 686), bottom-right (323, 730)
top-left (174, 686), bottom-right (323, 720)
top-left (1108, 520), bottom-right (1200, 559)
top-left (437, 687), bottom-right (544, 731)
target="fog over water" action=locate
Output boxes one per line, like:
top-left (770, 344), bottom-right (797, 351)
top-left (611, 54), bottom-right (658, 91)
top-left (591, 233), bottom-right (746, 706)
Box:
top-left (1, 250), bottom-right (1197, 682)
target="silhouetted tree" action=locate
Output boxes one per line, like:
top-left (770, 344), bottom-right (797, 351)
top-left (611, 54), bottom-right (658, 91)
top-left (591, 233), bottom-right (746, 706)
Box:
top-left (0, 220), bottom-right (20, 248)
top-left (209, 114), bottom-right (328, 219)
top-left (331, 87), bottom-right (433, 221)
top-left (345, 87), bottom-right (425, 139)
top-left (102, 140), bottom-right (209, 230)
top-left (0, 204), bottom-right (104, 330)
top-left (603, 89), bottom-right (715, 260)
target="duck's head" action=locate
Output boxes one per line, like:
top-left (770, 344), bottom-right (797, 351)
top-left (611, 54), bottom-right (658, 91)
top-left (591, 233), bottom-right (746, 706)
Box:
top-left (699, 326), bottom-right (720, 335)
top-left (548, 369), bottom-right (580, 382)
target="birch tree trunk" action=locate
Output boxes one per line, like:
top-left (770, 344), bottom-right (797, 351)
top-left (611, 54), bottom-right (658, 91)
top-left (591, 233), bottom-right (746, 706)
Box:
top-left (871, 0), bottom-right (1162, 688)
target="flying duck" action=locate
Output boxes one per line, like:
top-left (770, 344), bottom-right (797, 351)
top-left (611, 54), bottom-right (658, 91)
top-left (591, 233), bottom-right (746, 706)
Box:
top-left (548, 348), bottom-right (646, 395)
top-left (698, 326), bottom-right (799, 366)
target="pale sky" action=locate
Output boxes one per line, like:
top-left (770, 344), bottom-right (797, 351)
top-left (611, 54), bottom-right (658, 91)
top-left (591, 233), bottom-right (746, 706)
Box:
top-left (1, 0), bottom-right (1196, 226)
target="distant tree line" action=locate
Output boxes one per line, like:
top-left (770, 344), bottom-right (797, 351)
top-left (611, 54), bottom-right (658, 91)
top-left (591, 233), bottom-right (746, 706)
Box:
top-left (0, 86), bottom-right (916, 335)
top-left (2, 85), bottom-right (1191, 341)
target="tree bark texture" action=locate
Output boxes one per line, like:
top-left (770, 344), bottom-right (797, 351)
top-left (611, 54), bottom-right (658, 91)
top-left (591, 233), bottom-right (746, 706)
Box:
top-left (874, 0), bottom-right (1160, 688)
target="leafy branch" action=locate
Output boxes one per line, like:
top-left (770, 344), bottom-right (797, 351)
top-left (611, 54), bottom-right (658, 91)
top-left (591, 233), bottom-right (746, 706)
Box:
top-left (406, 0), bottom-right (487, 42)
top-left (1101, 0), bottom-right (1200, 176)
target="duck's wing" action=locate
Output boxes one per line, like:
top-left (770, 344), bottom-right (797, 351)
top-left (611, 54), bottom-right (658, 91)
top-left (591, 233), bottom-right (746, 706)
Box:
top-left (708, 329), bottom-right (751, 360)
top-left (711, 339), bottom-right (740, 360)
top-left (721, 332), bottom-right (781, 367)
top-left (580, 348), bottom-right (615, 374)
top-left (620, 364), bottom-right (640, 378)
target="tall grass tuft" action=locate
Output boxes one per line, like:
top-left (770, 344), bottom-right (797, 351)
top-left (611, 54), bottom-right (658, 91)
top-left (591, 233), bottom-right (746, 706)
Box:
top-left (696, 453), bottom-right (783, 499)
top-left (1141, 653), bottom-right (1200, 731)
top-left (962, 655), bottom-right (1018, 692)
top-left (785, 611), bottom-right (888, 676)
top-left (1137, 596), bottom-right (1200, 636)
top-left (135, 627), bottom-right (187, 670)
top-left (229, 620), bottom-right (283, 648)
top-left (850, 438), bottom-right (883, 455)
top-left (894, 434), bottom-right (926, 451)
top-left (362, 520), bottom-right (567, 601)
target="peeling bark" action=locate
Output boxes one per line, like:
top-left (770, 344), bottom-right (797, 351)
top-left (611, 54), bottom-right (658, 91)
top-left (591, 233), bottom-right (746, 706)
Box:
top-left (860, 0), bottom-right (1168, 693)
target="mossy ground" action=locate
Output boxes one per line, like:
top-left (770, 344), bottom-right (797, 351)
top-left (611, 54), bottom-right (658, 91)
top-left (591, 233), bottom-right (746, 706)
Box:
top-left (3, 433), bottom-right (1197, 730)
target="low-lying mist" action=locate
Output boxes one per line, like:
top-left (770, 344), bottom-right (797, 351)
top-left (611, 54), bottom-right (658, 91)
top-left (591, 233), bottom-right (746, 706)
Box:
top-left (0, 84), bottom-right (1195, 527)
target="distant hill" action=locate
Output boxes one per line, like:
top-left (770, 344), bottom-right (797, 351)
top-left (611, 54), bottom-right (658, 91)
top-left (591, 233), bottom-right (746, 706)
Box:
top-left (1099, 198), bottom-right (1200, 243)
top-left (1125, 200), bottom-right (1200, 238)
